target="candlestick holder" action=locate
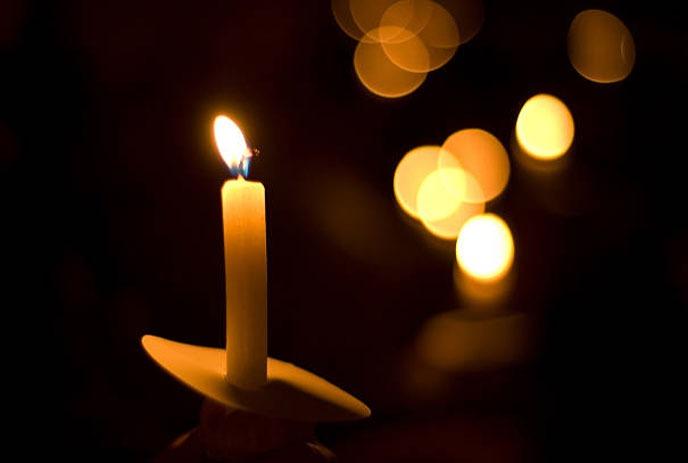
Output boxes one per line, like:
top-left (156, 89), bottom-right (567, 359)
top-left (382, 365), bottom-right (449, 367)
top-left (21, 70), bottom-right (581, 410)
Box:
top-left (142, 335), bottom-right (370, 422)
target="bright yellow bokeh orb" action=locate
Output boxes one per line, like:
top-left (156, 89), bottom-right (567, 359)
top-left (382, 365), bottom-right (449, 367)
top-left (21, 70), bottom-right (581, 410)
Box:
top-left (516, 94), bottom-right (574, 161)
top-left (422, 169), bottom-right (484, 240)
top-left (456, 213), bottom-right (514, 281)
top-left (416, 167), bottom-right (465, 222)
top-left (393, 146), bottom-right (443, 219)
top-left (423, 198), bottom-right (484, 240)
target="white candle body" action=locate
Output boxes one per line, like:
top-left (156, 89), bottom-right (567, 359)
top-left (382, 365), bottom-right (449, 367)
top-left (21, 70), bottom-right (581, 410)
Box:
top-left (222, 178), bottom-right (267, 389)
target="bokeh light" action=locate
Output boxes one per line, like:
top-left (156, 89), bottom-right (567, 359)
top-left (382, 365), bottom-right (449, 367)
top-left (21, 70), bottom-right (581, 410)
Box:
top-left (380, 32), bottom-right (432, 73)
top-left (393, 146), bottom-right (443, 219)
top-left (454, 261), bottom-right (513, 306)
top-left (394, 147), bottom-right (485, 237)
top-left (440, 128), bottom-right (510, 203)
top-left (515, 94), bottom-right (574, 161)
top-left (510, 133), bottom-right (569, 175)
top-left (331, 0), bottom-right (367, 42)
top-left (349, 0), bottom-right (400, 42)
top-left (382, 1), bottom-right (459, 72)
top-left (416, 167), bottom-right (465, 222)
top-left (422, 169), bottom-right (484, 240)
top-left (378, 0), bottom-right (434, 44)
top-left (456, 213), bottom-right (514, 282)
top-left (334, 0), bottom-right (465, 98)
top-left (415, 1), bottom-right (460, 58)
top-left (416, 310), bottom-right (527, 372)
top-left (354, 35), bottom-right (428, 98)
top-left (568, 9), bottom-right (635, 83)
top-left (422, 194), bottom-right (484, 240)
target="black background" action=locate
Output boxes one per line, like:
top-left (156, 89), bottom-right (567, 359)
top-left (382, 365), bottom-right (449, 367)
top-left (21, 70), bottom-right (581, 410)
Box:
top-left (2, 0), bottom-right (685, 460)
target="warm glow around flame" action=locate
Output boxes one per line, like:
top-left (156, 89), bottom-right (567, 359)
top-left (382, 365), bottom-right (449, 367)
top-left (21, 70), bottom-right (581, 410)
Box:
top-left (214, 115), bottom-right (251, 177)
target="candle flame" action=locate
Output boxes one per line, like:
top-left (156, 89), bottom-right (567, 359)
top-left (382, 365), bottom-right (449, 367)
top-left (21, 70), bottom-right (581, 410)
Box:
top-left (214, 115), bottom-right (252, 178)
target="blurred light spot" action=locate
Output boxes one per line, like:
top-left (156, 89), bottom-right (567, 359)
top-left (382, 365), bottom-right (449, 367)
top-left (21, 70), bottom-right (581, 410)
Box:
top-left (509, 133), bottom-right (569, 175)
top-left (454, 262), bottom-right (513, 307)
top-left (456, 213), bottom-right (514, 282)
top-left (568, 9), bottom-right (635, 83)
top-left (378, 0), bottom-right (434, 44)
top-left (394, 146), bottom-right (443, 219)
top-left (337, 1), bottom-right (465, 97)
top-left (416, 167), bottom-right (465, 222)
top-left (354, 34), bottom-right (427, 98)
top-left (350, 0), bottom-right (401, 42)
top-left (440, 129), bottom-right (510, 203)
top-left (382, 1), bottom-right (460, 72)
top-left (516, 94), bottom-right (574, 161)
top-left (439, 0), bottom-right (484, 44)
top-left (331, 0), bottom-right (367, 41)
top-left (422, 170), bottom-right (484, 240)
top-left (423, 196), bottom-right (484, 240)
top-left (416, 310), bottom-right (527, 372)
top-left (381, 32), bottom-right (431, 73)
top-left (421, 2), bottom-right (461, 48)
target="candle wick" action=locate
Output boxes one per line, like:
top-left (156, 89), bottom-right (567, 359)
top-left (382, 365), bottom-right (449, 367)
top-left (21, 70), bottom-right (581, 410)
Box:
top-left (228, 151), bottom-right (252, 179)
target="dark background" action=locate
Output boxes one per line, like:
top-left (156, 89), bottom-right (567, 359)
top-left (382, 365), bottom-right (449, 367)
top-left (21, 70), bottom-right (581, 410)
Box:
top-left (2, 0), bottom-right (685, 460)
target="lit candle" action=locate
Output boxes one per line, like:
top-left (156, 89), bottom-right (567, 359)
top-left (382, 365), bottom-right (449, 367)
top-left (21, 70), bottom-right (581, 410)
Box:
top-left (214, 115), bottom-right (267, 389)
